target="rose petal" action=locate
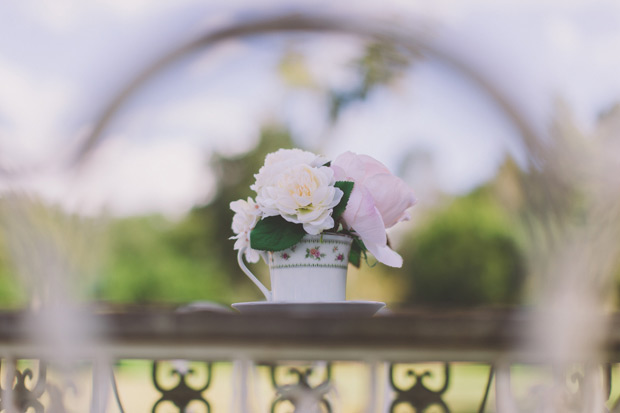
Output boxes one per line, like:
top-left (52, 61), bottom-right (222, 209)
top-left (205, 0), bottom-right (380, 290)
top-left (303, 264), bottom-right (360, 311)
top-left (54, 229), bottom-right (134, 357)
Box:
top-left (330, 164), bottom-right (346, 181)
top-left (332, 151), bottom-right (390, 181)
top-left (296, 206), bottom-right (326, 222)
top-left (365, 174), bottom-right (417, 228)
top-left (365, 242), bottom-right (403, 268)
top-left (303, 215), bottom-right (333, 234)
top-left (344, 185), bottom-right (386, 246)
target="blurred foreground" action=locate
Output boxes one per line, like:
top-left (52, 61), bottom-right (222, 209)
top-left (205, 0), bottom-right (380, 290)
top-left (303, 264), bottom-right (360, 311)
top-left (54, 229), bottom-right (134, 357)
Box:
top-left (1, 5), bottom-right (620, 413)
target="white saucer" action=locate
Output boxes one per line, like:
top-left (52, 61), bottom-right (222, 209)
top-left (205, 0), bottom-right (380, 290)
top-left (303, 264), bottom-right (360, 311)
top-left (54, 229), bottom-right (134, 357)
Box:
top-left (231, 301), bottom-right (386, 316)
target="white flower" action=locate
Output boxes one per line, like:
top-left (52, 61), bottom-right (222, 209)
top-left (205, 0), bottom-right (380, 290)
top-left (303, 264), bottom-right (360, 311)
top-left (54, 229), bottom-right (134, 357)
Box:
top-left (230, 197), bottom-right (262, 263)
top-left (255, 163), bottom-right (343, 234)
top-left (251, 148), bottom-right (328, 194)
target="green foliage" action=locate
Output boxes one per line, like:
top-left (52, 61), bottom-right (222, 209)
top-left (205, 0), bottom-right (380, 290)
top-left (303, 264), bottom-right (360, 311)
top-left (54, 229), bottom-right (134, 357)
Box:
top-left (0, 199), bottom-right (96, 309)
top-left (0, 252), bottom-right (26, 309)
top-left (329, 42), bottom-right (416, 121)
top-left (348, 237), bottom-right (366, 268)
top-left (96, 215), bottom-right (232, 304)
top-left (192, 125), bottom-right (295, 285)
top-left (401, 190), bottom-right (526, 307)
top-left (333, 181), bottom-right (354, 220)
top-left (250, 216), bottom-right (305, 251)
top-left (0, 126), bottom-right (297, 307)
top-left (90, 124), bottom-right (296, 305)
top-left (0, 231), bottom-right (23, 308)
top-left (249, 181), bottom-right (355, 252)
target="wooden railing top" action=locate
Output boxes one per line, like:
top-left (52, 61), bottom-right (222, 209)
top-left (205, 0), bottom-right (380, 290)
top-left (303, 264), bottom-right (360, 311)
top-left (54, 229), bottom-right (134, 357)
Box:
top-left (0, 307), bottom-right (615, 363)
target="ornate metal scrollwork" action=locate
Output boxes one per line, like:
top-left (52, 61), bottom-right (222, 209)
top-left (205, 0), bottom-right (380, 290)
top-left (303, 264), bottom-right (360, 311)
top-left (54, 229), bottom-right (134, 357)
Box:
top-left (268, 363), bottom-right (333, 413)
top-left (478, 366), bottom-right (494, 413)
top-left (499, 363), bottom-right (613, 412)
top-left (151, 361), bottom-right (213, 413)
top-left (389, 362), bottom-right (451, 413)
top-left (46, 381), bottom-right (73, 413)
top-left (553, 363), bottom-right (612, 412)
top-left (0, 360), bottom-right (47, 413)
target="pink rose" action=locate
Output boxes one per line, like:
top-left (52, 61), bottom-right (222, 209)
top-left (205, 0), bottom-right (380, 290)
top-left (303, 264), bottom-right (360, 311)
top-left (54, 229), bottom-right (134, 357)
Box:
top-left (331, 152), bottom-right (416, 267)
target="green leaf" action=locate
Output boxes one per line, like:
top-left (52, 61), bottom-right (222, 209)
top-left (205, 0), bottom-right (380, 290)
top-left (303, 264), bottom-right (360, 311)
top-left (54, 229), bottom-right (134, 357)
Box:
top-left (250, 216), bottom-right (306, 251)
top-left (348, 238), bottom-right (363, 268)
top-left (333, 181), bottom-right (354, 220)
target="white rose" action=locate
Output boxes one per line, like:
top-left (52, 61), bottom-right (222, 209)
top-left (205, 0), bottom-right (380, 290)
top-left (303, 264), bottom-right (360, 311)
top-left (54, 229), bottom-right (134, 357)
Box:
top-left (251, 148), bottom-right (328, 194)
top-left (255, 164), bottom-right (343, 234)
top-left (230, 197), bottom-right (262, 263)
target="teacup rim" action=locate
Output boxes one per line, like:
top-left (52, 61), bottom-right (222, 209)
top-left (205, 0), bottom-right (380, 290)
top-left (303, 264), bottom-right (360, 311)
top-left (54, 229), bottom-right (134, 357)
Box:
top-left (300, 232), bottom-right (353, 242)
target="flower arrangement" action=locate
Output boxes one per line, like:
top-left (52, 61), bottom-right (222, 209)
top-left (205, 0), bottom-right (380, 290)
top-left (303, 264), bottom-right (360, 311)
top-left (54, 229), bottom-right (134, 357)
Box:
top-left (230, 149), bottom-right (416, 268)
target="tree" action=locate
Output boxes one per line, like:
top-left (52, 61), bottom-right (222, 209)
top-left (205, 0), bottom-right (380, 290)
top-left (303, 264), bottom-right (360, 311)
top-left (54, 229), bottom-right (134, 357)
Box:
top-left (93, 125), bottom-right (296, 305)
top-left (399, 188), bottom-right (526, 307)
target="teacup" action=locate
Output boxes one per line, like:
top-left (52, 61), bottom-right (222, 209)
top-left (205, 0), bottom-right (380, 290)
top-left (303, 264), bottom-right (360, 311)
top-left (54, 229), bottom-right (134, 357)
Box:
top-left (238, 233), bottom-right (353, 302)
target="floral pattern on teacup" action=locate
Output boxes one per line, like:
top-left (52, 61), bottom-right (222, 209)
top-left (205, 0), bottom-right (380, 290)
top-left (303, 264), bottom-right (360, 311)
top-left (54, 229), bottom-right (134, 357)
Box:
top-left (268, 234), bottom-right (353, 270)
top-left (305, 247), bottom-right (326, 260)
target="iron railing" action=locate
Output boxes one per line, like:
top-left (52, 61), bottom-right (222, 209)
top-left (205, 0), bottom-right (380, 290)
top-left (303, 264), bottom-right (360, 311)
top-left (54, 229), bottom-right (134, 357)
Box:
top-left (0, 308), bottom-right (618, 412)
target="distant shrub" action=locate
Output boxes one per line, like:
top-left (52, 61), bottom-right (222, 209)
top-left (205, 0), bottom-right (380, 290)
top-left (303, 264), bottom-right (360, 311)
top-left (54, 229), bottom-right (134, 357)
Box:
top-left (95, 215), bottom-right (233, 305)
top-left (402, 193), bottom-right (525, 307)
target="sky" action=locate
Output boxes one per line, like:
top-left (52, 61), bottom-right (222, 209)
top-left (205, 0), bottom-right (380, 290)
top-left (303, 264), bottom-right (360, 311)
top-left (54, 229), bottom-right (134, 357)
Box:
top-left (1, 0), bottom-right (620, 217)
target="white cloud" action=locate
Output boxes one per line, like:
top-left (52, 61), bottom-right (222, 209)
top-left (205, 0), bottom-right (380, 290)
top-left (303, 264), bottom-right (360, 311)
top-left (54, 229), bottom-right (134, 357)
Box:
top-left (325, 60), bottom-right (516, 194)
top-left (282, 91), bottom-right (330, 152)
top-left (77, 137), bottom-right (213, 217)
top-left (120, 96), bottom-right (264, 158)
top-left (546, 17), bottom-right (582, 55)
top-left (12, 137), bottom-right (215, 219)
top-left (3, 0), bottom-right (620, 216)
top-left (188, 40), bottom-right (248, 79)
top-left (22, 0), bottom-right (82, 32)
top-left (300, 35), bottom-right (365, 91)
top-left (0, 58), bottom-right (77, 169)
top-left (17, 0), bottom-right (197, 32)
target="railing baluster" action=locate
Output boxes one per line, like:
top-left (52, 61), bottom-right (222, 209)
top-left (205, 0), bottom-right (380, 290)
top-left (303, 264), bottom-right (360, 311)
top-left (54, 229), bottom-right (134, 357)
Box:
top-left (0, 358), bottom-right (17, 413)
top-left (268, 362), bottom-right (332, 413)
top-left (232, 359), bottom-right (251, 413)
top-left (478, 365), bottom-right (494, 413)
top-left (151, 360), bottom-right (212, 413)
top-left (495, 362), bottom-right (517, 413)
top-left (0, 359), bottom-right (47, 413)
top-left (388, 362), bottom-right (451, 412)
top-left (91, 358), bottom-right (111, 413)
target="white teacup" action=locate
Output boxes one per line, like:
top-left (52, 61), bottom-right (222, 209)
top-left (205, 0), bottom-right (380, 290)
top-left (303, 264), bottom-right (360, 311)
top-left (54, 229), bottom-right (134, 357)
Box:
top-left (238, 233), bottom-right (353, 302)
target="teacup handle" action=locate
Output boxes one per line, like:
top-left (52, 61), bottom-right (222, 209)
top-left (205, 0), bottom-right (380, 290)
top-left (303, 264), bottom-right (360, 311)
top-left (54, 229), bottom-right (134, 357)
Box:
top-left (237, 248), bottom-right (272, 301)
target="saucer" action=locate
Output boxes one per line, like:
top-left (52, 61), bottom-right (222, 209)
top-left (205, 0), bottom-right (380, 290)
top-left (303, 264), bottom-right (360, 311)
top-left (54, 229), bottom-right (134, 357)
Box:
top-left (231, 301), bottom-right (386, 316)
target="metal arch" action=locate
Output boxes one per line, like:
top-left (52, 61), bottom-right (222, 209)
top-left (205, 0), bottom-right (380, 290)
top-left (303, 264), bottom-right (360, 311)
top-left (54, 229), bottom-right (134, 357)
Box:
top-left (72, 11), bottom-right (545, 170)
